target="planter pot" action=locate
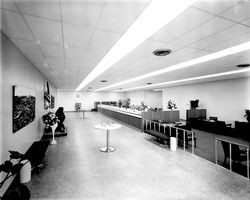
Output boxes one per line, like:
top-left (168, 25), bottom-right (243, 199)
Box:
top-left (50, 124), bottom-right (58, 144)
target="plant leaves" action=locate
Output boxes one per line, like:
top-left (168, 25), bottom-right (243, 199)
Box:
top-left (9, 150), bottom-right (24, 159)
top-left (11, 163), bottom-right (23, 174)
top-left (0, 161), bottom-right (13, 173)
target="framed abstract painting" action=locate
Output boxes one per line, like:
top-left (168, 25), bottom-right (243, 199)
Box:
top-left (13, 86), bottom-right (36, 133)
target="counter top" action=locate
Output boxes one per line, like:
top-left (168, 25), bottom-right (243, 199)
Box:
top-left (98, 105), bottom-right (142, 118)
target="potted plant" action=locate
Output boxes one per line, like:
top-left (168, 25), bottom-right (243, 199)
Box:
top-left (75, 102), bottom-right (82, 112)
top-left (167, 100), bottom-right (177, 110)
top-left (140, 101), bottom-right (148, 111)
top-left (0, 151), bottom-right (30, 198)
top-left (244, 109), bottom-right (250, 122)
top-left (42, 111), bottom-right (59, 144)
top-left (124, 98), bottom-right (131, 109)
top-left (42, 111), bottom-right (58, 127)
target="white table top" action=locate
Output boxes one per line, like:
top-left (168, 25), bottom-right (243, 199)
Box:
top-left (94, 123), bottom-right (122, 130)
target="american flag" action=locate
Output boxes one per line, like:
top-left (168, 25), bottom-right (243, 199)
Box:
top-left (44, 81), bottom-right (50, 103)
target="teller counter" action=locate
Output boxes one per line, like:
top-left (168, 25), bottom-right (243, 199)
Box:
top-left (98, 107), bottom-right (142, 130)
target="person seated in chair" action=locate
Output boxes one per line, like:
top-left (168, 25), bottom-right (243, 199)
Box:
top-left (55, 107), bottom-right (66, 132)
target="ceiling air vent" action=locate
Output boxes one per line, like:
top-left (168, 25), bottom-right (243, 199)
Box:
top-left (236, 64), bottom-right (250, 68)
top-left (153, 49), bottom-right (172, 56)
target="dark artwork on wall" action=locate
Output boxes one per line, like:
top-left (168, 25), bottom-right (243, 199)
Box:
top-left (50, 95), bottom-right (55, 109)
top-left (190, 99), bottom-right (199, 109)
top-left (13, 86), bottom-right (35, 133)
top-left (44, 81), bottom-right (50, 109)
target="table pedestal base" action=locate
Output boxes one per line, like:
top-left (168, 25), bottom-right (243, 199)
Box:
top-left (99, 146), bottom-right (116, 152)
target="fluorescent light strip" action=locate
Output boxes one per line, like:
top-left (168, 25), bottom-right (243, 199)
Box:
top-left (95, 41), bottom-right (250, 91)
top-left (114, 68), bottom-right (250, 92)
top-left (154, 89), bottom-right (163, 91)
top-left (75, 0), bottom-right (193, 91)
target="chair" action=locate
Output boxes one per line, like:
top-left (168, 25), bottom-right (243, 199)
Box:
top-left (221, 141), bottom-right (247, 166)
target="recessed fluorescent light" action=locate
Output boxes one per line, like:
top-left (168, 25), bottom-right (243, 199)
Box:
top-left (96, 41), bottom-right (250, 91)
top-left (75, 0), bottom-right (193, 91)
top-left (114, 68), bottom-right (250, 92)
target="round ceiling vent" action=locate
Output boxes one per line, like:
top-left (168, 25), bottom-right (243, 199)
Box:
top-left (236, 64), bottom-right (250, 68)
top-left (153, 49), bottom-right (172, 56)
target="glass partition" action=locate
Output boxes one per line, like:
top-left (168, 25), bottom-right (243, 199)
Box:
top-left (142, 119), bottom-right (250, 179)
top-left (215, 138), bottom-right (249, 179)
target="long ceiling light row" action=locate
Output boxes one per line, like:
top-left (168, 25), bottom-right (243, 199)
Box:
top-left (75, 0), bottom-right (194, 91)
top-left (95, 41), bottom-right (250, 91)
top-left (114, 67), bottom-right (250, 92)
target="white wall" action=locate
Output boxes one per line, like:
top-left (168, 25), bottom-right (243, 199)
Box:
top-left (125, 90), bottom-right (162, 108)
top-left (57, 90), bottom-right (126, 111)
top-left (1, 33), bottom-right (57, 194)
top-left (57, 90), bottom-right (162, 111)
top-left (162, 78), bottom-right (250, 124)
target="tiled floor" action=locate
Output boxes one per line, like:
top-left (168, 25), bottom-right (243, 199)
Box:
top-left (26, 112), bottom-right (250, 200)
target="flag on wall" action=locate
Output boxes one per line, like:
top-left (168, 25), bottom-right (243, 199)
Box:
top-left (44, 81), bottom-right (50, 109)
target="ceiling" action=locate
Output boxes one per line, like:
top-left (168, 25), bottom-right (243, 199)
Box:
top-left (1, 0), bottom-right (250, 91)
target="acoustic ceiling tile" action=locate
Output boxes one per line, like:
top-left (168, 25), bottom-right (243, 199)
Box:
top-left (47, 57), bottom-right (64, 68)
top-left (165, 47), bottom-right (198, 61)
top-left (63, 23), bottom-right (93, 48)
top-left (240, 18), bottom-right (250, 27)
top-left (96, 0), bottom-right (150, 33)
top-left (24, 15), bottom-right (62, 44)
top-left (1, 10), bottom-right (33, 40)
top-left (219, 0), bottom-right (250, 22)
top-left (40, 43), bottom-right (64, 58)
top-left (81, 59), bottom-right (99, 69)
top-left (189, 23), bottom-right (250, 51)
top-left (84, 49), bottom-right (106, 62)
top-left (11, 39), bottom-right (42, 55)
top-left (179, 49), bottom-right (210, 62)
top-left (65, 58), bottom-right (83, 67)
top-left (207, 31), bottom-right (250, 52)
top-left (88, 29), bottom-right (122, 52)
top-left (114, 54), bottom-right (140, 67)
top-left (132, 56), bottom-right (160, 67)
top-left (151, 7), bottom-right (214, 43)
top-left (25, 53), bottom-right (45, 64)
top-left (1, 0), bottom-right (19, 12)
top-left (65, 47), bottom-right (85, 60)
top-left (170, 17), bottom-right (234, 46)
top-left (16, 0), bottom-right (60, 21)
top-left (61, 0), bottom-right (103, 28)
top-left (191, 0), bottom-right (242, 15)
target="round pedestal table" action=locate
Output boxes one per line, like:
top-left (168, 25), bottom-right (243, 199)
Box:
top-left (94, 123), bottom-right (121, 152)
